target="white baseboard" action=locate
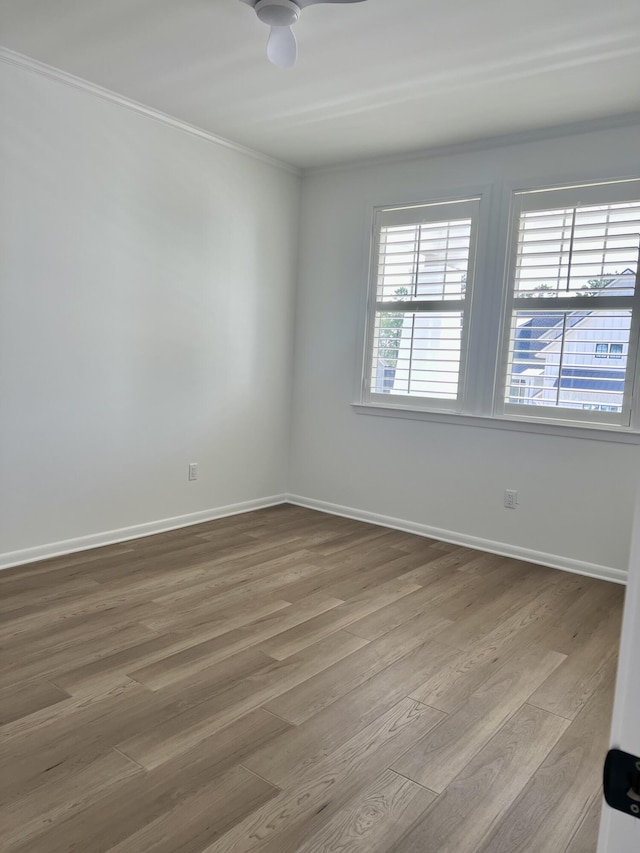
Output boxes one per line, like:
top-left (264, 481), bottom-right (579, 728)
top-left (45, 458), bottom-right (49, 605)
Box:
top-left (0, 495), bottom-right (287, 571)
top-left (286, 493), bottom-right (628, 586)
top-left (2, 491), bottom-right (627, 586)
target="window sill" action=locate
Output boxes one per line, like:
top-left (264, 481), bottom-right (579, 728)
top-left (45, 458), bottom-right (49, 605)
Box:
top-left (351, 402), bottom-right (640, 444)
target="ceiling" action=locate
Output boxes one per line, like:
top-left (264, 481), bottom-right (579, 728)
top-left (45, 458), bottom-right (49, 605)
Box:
top-left (1, 0), bottom-right (639, 169)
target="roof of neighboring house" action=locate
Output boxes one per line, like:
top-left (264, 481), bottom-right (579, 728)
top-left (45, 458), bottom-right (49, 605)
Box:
top-left (512, 313), bottom-right (562, 373)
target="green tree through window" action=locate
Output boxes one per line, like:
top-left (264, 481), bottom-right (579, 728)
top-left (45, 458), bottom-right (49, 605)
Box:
top-left (377, 287), bottom-right (408, 367)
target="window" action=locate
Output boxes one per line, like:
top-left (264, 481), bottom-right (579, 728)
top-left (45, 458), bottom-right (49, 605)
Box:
top-left (363, 197), bottom-right (479, 411)
top-left (582, 404), bottom-right (620, 412)
top-left (595, 343), bottom-right (626, 359)
top-left (360, 179), bottom-right (640, 433)
top-left (501, 182), bottom-right (640, 427)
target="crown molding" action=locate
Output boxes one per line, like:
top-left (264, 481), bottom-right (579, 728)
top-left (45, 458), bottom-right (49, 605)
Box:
top-left (3, 47), bottom-right (638, 182)
top-left (305, 110), bottom-right (640, 177)
top-left (0, 47), bottom-right (300, 176)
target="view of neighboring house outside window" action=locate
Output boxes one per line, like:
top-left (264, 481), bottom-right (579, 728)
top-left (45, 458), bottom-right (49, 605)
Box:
top-left (503, 182), bottom-right (640, 427)
top-left (507, 271), bottom-right (635, 413)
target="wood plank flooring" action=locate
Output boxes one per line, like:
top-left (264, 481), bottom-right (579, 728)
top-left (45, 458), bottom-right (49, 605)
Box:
top-left (0, 504), bottom-right (624, 852)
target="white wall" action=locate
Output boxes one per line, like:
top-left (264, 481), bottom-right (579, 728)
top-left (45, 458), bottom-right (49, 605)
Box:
top-left (0, 58), bottom-right (300, 562)
top-left (3, 55), bottom-right (639, 582)
top-left (289, 123), bottom-right (640, 578)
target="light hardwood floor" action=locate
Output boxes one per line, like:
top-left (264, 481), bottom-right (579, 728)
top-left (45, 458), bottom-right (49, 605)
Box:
top-left (0, 504), bottom-right (624, 852)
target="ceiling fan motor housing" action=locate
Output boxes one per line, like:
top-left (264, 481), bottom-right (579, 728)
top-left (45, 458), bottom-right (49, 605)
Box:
top-left (255, 0), bottom-right (301, 27)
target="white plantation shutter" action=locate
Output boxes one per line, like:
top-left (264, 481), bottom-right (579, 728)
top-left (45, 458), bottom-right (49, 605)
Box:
top-left (364, 198), bottom-right (480, 411)
top-left (361, 179), bottom-right (640, 434)
top-left (500, 181), bottom-right (640, 427)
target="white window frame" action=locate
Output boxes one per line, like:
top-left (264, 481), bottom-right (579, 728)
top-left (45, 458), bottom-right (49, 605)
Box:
top-left (356, 177), bottom-right (640, 441)
top-left (495, 180), bottom-right (640, 430)
top-left (361, 195), bottom-right (481, 414)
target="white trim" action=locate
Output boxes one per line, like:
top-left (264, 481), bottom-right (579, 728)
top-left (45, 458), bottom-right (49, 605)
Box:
top-left (1, 491), bottom-right (627, 584)
top-left (307, 112), bottom-right (640, 176)
top-left (0, 47), bottom-right (299, 176)
top-left (0, 495), bottom-right (287, 571)
top-left (286, 493), bottom-right (628, 586)
top-left (3, 44), bottom-right (638, 177)
top-left (351, 402), bottom-right (640, 444)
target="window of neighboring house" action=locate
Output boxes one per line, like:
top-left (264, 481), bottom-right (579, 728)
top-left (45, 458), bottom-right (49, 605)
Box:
top-left (381, 365), bottom-right (396, 392)
top-left (508, 378), bottom-right (530, 403)
top-left (595, 342), bottom-right (626, 359)
top-left (363, 197), bottom-right (480, 412)
top-left (583, 404), bottom-right (620, 412)
top-left (500, 181), bottom-right (640, 428)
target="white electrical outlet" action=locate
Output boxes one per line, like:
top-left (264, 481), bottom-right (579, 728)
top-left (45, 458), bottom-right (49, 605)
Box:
top-left (188, 463), bottom-right (198, 481)
top-left (504, 489), bottom-right (518, 509)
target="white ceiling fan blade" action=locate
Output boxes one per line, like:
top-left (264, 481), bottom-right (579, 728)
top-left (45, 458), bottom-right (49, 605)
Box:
top-left (267, 25), bottom-right (297, 68)
top-left (240, 0), bottom-right (367, 6)
top-left (298, 0), bottom-right (368, 7)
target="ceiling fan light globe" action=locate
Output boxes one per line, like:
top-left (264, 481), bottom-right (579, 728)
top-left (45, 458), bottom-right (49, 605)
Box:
top-left (255, 0), bottom-right (300, 27)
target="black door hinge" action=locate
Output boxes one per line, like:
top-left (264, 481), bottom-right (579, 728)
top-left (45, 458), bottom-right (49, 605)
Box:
top-left (603, 749), bottom-right (640, 819)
